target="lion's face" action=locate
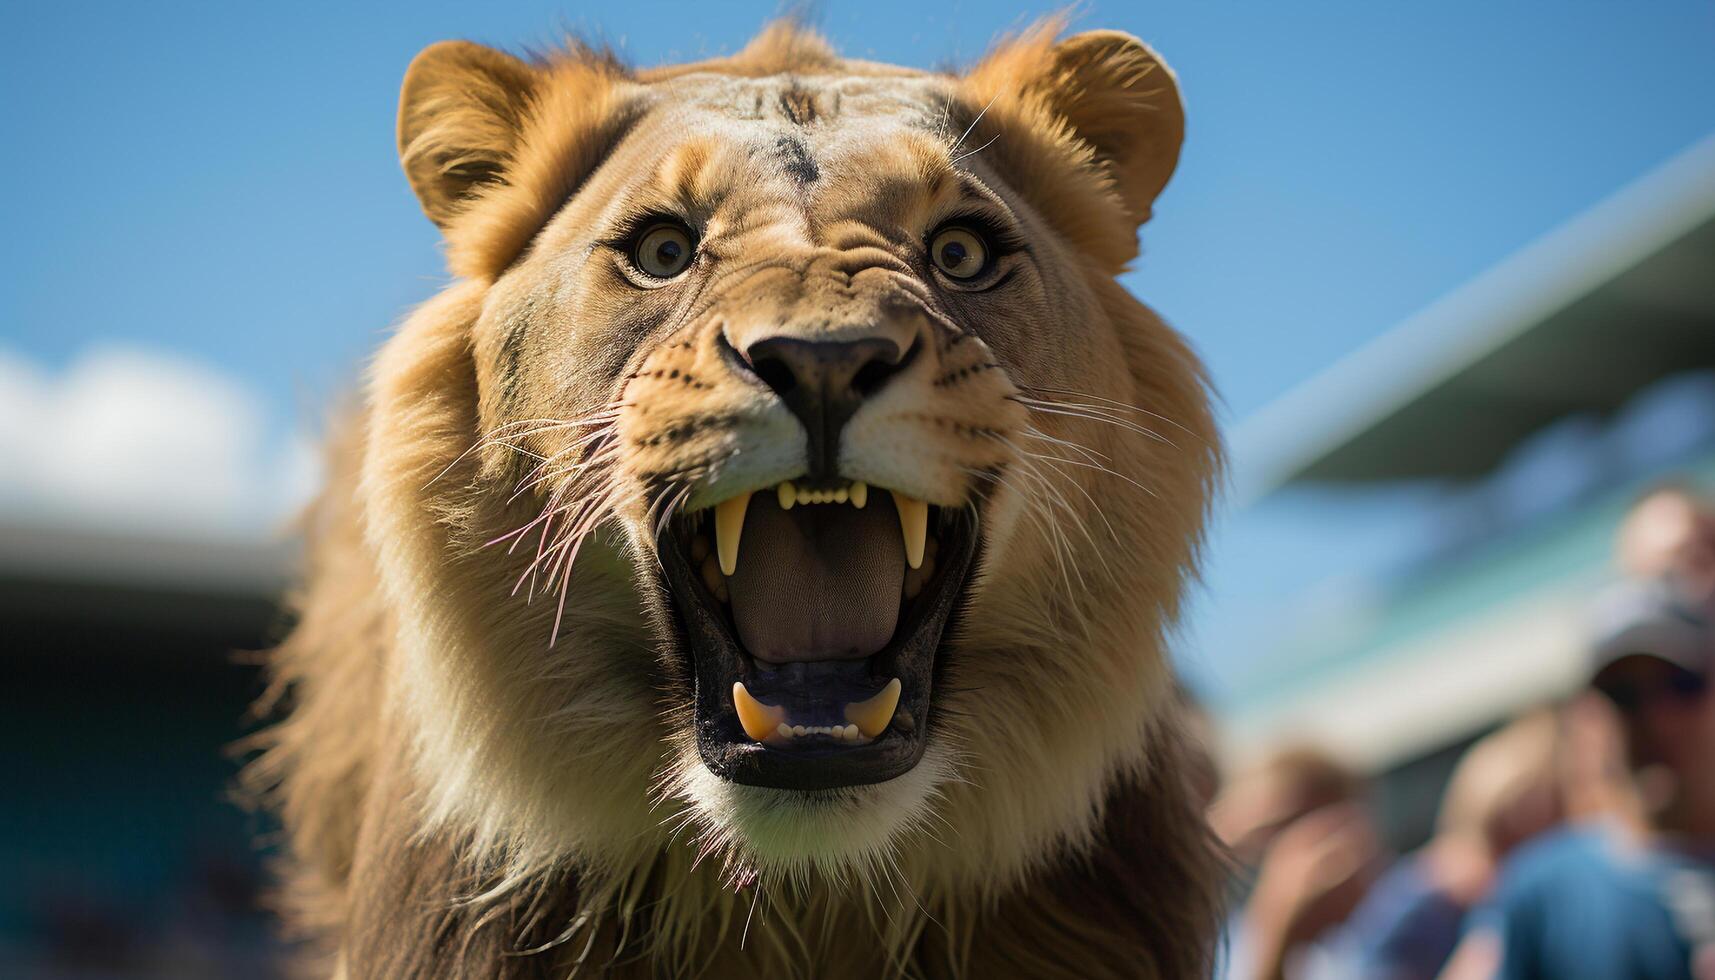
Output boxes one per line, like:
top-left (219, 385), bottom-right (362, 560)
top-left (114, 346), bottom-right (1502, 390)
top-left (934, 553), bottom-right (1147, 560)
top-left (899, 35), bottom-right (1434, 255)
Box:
top-left (375, 24), bottom-right (1215, 886)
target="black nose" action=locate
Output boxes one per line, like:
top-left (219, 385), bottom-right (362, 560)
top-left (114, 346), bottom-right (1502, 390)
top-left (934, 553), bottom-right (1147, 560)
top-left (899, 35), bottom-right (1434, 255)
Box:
top-left (743, 335), bottom-right (911, 477)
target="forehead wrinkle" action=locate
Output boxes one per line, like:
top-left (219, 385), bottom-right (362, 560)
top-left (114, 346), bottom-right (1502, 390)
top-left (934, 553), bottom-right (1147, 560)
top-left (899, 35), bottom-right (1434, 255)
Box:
top-left (949, 172), bottom-right (1014, 218)
top-left (900, 129), bottom-right (955, 188)
top-left (699, 157), bottom-right (811, 255)
top-left (708, 197), bottom-right (808, 254)
top-left (810, 131), bottom-right (949, 233)
top-left (649, 134), bottom-right (732, 217)
top-left (899, 129), bottom-right (1010, 217)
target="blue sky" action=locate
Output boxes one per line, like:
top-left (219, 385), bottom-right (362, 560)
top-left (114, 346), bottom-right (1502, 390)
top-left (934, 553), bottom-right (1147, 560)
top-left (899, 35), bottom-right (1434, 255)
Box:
top-left (4, 1), bottom-right (1713, 695)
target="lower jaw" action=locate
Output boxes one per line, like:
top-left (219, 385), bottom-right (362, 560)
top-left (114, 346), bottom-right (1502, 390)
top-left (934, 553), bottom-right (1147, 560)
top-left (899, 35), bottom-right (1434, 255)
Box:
top-left (659, 507), bottom-right (978, 792)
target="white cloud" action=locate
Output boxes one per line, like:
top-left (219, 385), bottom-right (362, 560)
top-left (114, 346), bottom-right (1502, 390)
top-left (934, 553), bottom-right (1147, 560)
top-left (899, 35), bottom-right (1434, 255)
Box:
top-left (0, 345), bottom-right (322, 536)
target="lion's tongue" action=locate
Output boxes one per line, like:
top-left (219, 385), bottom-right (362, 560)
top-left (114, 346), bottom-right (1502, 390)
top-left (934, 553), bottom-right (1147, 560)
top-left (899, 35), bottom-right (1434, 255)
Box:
top-left (728, 495), bottom-right (905, 664)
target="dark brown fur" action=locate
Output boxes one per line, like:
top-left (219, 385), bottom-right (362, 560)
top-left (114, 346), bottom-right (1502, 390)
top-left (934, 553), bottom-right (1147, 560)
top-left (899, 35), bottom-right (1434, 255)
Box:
top-left (331, 726), bottom-right (1222, 979)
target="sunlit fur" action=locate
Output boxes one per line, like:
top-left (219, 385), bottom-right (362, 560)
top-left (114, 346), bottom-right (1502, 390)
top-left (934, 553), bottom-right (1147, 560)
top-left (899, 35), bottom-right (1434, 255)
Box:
top-left (248, 19), bottom-right (1225, 979)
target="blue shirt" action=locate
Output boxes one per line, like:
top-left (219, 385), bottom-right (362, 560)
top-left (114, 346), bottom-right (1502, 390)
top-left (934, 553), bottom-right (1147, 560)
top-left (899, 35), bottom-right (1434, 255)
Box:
top-left (1345, 855), bottom-right (1466, 980)
top-left (1474, 823), bottom-right (1715, 980)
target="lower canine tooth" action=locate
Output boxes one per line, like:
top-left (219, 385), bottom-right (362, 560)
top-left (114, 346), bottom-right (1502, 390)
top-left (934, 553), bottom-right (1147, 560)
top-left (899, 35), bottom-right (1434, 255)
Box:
top-left (732, 682), bottom-right (784, 743)
top-left (844, 677), bottom-right (902, 738)
top-left (715, 492), bottom-right (752, 576)
top-left (891, 492), bottom-right (928, 569)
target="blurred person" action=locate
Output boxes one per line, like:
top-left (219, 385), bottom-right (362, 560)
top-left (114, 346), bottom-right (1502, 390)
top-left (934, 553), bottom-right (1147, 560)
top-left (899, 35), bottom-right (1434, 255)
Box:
top-left (1558, 681), bottom-right (1642, 824)
top-left (1238, 801), bottom-right (1384, 980)
top-left (1442, 583), bottom-right (1715, 980)
top-left (1553, 482), bottom-right (1715, 824)
top-left (1340, 711), bottom-right (1565, 980)
top-left (1212, 745), bottom-right (1383, 980)
top-left (1619, 484), bottom-right (1715, 611)
top-left (1212, 743), bottom-right (1364, 868)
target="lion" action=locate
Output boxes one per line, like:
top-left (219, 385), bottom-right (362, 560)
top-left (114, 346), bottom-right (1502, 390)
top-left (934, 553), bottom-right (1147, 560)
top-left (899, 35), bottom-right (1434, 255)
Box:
top-left (248, 18), bottom-right (1224, 979)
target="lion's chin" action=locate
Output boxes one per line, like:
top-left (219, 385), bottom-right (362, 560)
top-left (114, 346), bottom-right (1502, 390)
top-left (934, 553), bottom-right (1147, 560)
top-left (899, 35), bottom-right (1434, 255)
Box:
top-left (674, 737), bottom-right (954, 874)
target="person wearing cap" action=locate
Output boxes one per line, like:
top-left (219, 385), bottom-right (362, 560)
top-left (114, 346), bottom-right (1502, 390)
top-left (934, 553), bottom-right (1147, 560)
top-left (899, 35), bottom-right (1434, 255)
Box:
top-left (1441, 582), bottom-right (1715, 980)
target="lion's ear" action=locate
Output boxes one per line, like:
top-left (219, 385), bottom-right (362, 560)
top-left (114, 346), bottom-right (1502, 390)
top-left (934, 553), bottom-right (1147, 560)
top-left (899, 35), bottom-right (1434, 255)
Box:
top-left (398, 41), bottom-right (539, 228)
top-left (1020, 31), bottom-right (1184, 227)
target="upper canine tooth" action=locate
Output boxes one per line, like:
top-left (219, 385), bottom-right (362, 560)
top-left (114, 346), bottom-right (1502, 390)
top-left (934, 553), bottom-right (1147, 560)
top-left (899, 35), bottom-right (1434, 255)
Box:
top-left (732, 682), bottom-right (785, 743)
top-left (891, 491), bottom-right (928, 569)
top-left (850, 481), bottom-right (868, 508)
top-left (844, 678), bottom-right (902, 738)
top-left (777, 481), bottom-right (797, 511)
top-left (715, 492), bottom-right (752, 576)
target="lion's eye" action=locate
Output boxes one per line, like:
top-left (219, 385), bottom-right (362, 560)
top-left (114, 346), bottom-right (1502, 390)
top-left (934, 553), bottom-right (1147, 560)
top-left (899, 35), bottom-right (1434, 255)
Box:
top-left (633, 222), bottom-right (697, 278)
top-left (928, 225), bottom-right (989, 280)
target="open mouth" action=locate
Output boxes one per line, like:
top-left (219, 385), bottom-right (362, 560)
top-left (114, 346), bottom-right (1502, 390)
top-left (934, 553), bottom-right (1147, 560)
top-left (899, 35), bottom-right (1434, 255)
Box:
top-left (658, 479), bottom-right (978, 790)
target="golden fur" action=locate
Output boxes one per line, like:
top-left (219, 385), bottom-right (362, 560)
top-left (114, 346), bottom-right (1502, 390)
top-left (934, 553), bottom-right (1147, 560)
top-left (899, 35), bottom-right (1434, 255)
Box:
top-left (249, 19), bottom-right (1224, 978)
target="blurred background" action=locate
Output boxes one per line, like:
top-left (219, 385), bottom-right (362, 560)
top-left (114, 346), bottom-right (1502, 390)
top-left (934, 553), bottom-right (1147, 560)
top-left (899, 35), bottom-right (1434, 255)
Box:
top-left (3, 1), bottom-right (1713, 976)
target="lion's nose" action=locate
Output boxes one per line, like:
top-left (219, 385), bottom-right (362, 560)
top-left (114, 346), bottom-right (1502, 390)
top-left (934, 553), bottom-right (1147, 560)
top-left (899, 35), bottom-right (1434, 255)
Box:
top-left (741, 334), bottom-right (912, 477)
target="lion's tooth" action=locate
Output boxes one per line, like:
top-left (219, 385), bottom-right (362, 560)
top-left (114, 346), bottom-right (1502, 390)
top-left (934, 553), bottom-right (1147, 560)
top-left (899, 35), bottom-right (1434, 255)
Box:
top-left (732, 682), bottom-right (784, 743)
top-left (777, 481), bottom-right (797, 510)
top-left (850, 481), bottom-right (868, 508)
top-left (777, 723), bottom-right (793, 738)
top-left (903, 564), bottom-right (925, 600)
top-left (715, 491), bottom-right (752, 576)
top-left (891, 492), bottom-right (928, 569)
top-left (835, 486), bottom-right (849, 504)
top-left (843, 678), bottom-right (902, 738)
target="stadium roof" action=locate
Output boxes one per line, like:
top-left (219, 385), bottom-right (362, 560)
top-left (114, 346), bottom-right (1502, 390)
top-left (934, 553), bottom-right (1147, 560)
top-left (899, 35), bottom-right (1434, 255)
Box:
top-left (0, 519), bottom-right (293, 649)
top-left (1234, 133), bottom-right (1715, 501)
top-left (1218, 455), bottom-right (1715, 773)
